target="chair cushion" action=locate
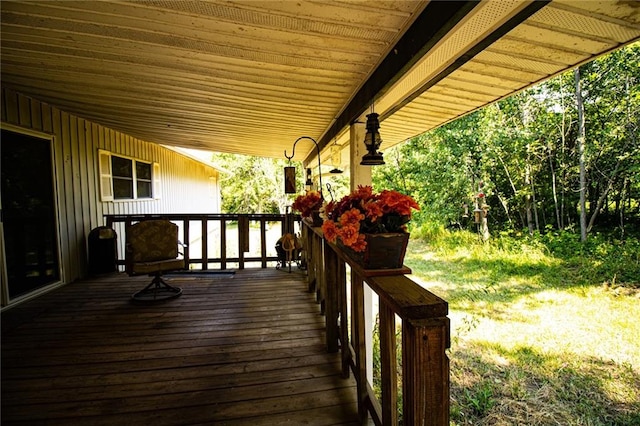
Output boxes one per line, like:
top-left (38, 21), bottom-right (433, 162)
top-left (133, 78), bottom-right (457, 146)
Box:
top-left (127, 220), bottom-right (179, 262)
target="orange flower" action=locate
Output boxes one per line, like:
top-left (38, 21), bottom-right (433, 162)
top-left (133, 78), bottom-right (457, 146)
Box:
top-left (379, 190), bottom-right (420, 216)
top-left (364, 201), bottom-right (383, 222)
top-left (338, 224), bottom-right (360, 246)
top-left (353, 185), bottom-right (374, 199)
top-left (350, 234), bottom-right (367, 252)
top-left (339, 208), bottom-right (364, 227)
top-left (321, 220), bottom-right (338, 243)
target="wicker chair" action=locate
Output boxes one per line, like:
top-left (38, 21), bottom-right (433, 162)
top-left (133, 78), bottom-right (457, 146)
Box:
top-left (126, 220), bottom-right (185, 302)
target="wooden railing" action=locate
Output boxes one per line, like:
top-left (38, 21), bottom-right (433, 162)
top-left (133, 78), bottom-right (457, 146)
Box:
top-left (105, 213), bottom-right (297, 270)
top-left (302, 221), bottom-right (450, 426)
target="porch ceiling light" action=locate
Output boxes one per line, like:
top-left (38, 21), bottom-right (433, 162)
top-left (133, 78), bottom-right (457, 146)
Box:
top-left (361, 112), bottom-right (385, 166)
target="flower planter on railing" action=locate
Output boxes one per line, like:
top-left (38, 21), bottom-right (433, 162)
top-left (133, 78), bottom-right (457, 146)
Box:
top-left (338, 232), bottom-right (409, 270)
top-left (321, 186), bottom-right (419, 270)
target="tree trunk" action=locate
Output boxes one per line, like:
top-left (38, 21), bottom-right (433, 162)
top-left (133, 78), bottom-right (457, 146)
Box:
top-left (525, 161), bottom-right (534, 235)
top-left (619, 177), bottom-right (627, 240)
top-left (531, 171), bottom-right (540, 232)
top-left (548, 145), bottom-right (561, 229)
top-left (497, 154), bottom-right (522, 228)
top-left (495, 192), bottom-right (513, 227)
top-left (575, 68), bottom-right (587, 242)
top-left (586, 156), bottom-right (623, 233)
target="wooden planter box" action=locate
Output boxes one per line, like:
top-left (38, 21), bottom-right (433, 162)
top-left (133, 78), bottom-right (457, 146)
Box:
top-left (340, 232), bottom-right (409, 269)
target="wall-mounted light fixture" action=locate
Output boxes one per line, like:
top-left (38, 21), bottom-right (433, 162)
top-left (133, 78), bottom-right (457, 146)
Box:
top-left (284, 136), bottom-right (323, 198)
top-left (361, 112), bottom-right (385, 165)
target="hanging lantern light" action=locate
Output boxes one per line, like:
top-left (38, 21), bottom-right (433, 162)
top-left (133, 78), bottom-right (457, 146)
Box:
top-left (305, 168), bottom-right (313, 190)
top-left (360, 112), bottom-right (385, 166)
top-left (284, 165), bottom-right (296, 194)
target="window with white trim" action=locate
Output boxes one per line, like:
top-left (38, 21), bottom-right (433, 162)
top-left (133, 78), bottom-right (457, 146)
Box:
top-left (98, 150), bottom-right (159, 201)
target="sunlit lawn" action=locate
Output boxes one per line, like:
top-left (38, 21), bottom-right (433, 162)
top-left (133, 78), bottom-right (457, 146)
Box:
top-left (405, 235), bottom-right (640, 425)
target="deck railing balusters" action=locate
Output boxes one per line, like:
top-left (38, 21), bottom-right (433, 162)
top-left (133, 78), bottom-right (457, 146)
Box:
top-left (302, 221), bottom-right (450, 426)
top-left (104, 213), bottom-right (291, 270)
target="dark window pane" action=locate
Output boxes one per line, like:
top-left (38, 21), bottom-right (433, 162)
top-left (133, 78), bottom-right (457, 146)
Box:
top-left (113, 177), bottom-right (133, 199)
top-left (137, 181), bottom-right (152, 198)
top-left (111, 156), bottom-right (132, 178)
top-left (136, 162), bottom-right (151, 180)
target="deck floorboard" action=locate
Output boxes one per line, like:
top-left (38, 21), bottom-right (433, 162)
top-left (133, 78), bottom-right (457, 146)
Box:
top-left (2, 268), bottom-right (359, 425)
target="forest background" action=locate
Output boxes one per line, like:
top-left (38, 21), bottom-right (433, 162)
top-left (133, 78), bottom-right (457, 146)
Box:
top-left (211, 43), bottom-right (639, 245)
top-left (208, 43), bottom-right (639, 424)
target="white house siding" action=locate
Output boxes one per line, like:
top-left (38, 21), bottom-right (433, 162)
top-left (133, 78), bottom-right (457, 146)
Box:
top-left (1, 88), bottom-right (220, 284)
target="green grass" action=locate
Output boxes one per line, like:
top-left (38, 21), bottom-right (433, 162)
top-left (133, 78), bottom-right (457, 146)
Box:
top-left (404, 229), bottom-right (640, 425)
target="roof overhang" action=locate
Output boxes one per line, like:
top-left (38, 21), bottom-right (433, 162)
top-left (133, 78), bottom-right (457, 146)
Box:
top-left (1, 1), bottom-right (638, 167)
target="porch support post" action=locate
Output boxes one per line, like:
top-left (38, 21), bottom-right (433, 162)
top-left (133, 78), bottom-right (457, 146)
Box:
top-left (349, 120), bottom-right (375, 392)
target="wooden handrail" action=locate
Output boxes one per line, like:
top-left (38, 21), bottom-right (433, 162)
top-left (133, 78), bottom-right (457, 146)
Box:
top-left (104, 213), bottom-right (296, 270)
top-left (302, 221), bottom-right (450, 426)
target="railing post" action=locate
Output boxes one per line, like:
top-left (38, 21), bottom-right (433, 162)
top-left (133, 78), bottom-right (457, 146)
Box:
top-left (380, 303), bottom-right (398, 426)
top-left (323, 239), bottom-right (339, 353)
top-left (337, 257), bottom-right (350, 378)
top-left (260, 219), bottom-right (267, 268)
top-left (304, 225), bottom-right (317, 293)
top-left (402, 317), bottom-right (450, 426)
top-left (201, 218), bottom-right (208, 270)
top-left (220, 219), bottom-right (227, 270)
top-left (183, 219), bottom-right (190, 267)
top-left (312, 231), bottom-right (325, 312)
top-left (351, 272), bottom-right (369, 424)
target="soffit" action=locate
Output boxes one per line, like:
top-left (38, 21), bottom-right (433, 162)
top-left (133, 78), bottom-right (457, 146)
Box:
top-left (376, 0), bottom-right (640, 152)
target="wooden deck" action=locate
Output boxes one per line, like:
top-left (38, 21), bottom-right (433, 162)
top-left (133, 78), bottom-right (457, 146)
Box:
top-left (1, 268), bottom-right (359, 425)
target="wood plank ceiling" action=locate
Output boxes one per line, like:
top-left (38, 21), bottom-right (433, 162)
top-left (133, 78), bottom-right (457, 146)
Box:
top-left (1, 1), bottom-right (639, 167)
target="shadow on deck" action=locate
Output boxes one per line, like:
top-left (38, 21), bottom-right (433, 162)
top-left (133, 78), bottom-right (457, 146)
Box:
top-left (1, 268), bottom-right (359, 425)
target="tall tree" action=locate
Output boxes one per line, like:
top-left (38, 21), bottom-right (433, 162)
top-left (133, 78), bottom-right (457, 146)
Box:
top-left (575, 67), bottom-right (588, 241)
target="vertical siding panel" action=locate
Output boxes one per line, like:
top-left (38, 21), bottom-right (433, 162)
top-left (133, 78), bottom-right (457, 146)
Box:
top-left (89, 123), bottom-right (101, 226)
top-left (1, 88), bottom-right (6, 121)
top-left (41, 103), bottom-right (53, 133)
top-left (4, 90), bottom-right (19, 124)
top-left (99, 126), bottom-right (110, 217)
top-left (61, 112), bottom-right (79, 280)
top-left (135, 135), bottom-right (141, 160)
top-left (69, 115), bottom-right (84, 278)
top-left (30, 98), bottom-right (43, 131)
top-left (77, 119), bottom-right (92, 276)
top-left (17, 95), bottom-right (31, 128)
top-left (50, 107), bottom-right (71, 283)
